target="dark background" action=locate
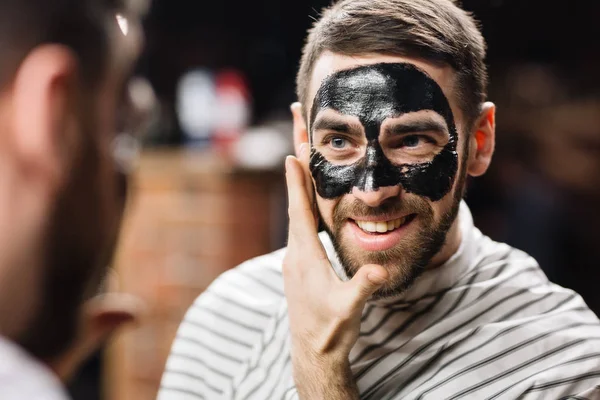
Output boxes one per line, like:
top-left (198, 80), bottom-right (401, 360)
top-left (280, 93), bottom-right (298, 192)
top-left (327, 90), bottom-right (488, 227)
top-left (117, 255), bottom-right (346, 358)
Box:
top-left (69, 0), bottom-right (600, 398)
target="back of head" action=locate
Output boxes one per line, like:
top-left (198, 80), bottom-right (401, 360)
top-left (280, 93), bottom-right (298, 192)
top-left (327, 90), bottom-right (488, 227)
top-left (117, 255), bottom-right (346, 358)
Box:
top-left (297, 0), bottom-right (488, 127)
top-left (0, 0), bottom-right (144, 361)
top-left (0, 0), bottom-right (127, 92)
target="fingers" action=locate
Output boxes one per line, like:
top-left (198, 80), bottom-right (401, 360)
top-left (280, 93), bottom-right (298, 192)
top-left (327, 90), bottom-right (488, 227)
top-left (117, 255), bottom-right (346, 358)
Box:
top-left (345, 264), bottom-right (388, 309)
top-left (298, 143), bottom-right (315, 209)
top-left (283, 145), bottom-right (330, 286)
top-left (285, 153), bottom-right (320, 246)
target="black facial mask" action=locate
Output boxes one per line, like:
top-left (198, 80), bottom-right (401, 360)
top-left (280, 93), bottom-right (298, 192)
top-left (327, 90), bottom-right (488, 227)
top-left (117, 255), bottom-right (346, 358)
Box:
top-left (309, 63), bottom-right (458, 202)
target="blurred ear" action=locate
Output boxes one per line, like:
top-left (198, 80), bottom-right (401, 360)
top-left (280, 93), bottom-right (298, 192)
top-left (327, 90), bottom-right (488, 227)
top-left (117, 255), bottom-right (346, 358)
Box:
top-left (290, 102), bottom-right (308, 157)
top-left (46, 269), bottom-right (146, 383)
top-left (48, 290), bottom-right (145, 383)
top-left (10, 44), bottom-right (80, 191)
top-left (467, 102), bottom-right (496, 177)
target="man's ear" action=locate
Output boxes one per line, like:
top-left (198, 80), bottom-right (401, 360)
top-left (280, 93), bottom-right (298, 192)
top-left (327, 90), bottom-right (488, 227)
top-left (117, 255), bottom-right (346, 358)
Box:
top-left (290, 102), bottom-right (309, 157)
top-left (46, 269), bottom-right (145, 383)
top-left (467, 101), bottom-right (496, 177)
top-left (47, 292), bottom-right (144, 383)
top-left (10, 44), bottom-right (80, 190)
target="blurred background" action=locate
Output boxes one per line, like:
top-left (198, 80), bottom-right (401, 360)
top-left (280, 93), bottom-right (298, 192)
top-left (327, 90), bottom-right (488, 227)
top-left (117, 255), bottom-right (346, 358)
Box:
top-left (68, 0), bottom-right (600, 399)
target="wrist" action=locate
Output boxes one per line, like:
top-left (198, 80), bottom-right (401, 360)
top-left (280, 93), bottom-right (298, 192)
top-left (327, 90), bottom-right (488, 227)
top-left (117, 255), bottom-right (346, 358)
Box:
top-left (292, 353), bottom-right (359, 400)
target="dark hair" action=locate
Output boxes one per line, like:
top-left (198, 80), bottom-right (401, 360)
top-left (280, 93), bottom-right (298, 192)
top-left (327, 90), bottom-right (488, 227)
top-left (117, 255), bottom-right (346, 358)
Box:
top-left (0, 0), bottom-right (130, 90)
top-left (296, 0), bottom-right (488, 128)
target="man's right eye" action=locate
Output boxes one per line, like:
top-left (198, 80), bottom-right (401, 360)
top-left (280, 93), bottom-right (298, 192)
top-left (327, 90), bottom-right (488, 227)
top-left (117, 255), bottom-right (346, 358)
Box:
top-left (330, 137), bottom-right (348, 149)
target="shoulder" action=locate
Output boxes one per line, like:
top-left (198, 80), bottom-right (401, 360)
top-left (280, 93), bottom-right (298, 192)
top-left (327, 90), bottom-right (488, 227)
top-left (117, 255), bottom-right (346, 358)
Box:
top-left (470, 232), bottom-right (600, 338)
top-left (192, 230), bottom-right (334, 313)
top-left (0, 337), bottom-right (67, 400)
top-left (204, 246), bottom-right (287, 309)
top-left (424, 234), bottom-right (600, 399)
top-left (462, 229), bottom-right (600, 326)
top-left (181, 244), bottom-right (289, 337)
top-left (158, 247), bottom-right (289, 399)
top-left (469, 230), bottom-right (552, 290)
top-left (183, 246), bottom-right (288, 340)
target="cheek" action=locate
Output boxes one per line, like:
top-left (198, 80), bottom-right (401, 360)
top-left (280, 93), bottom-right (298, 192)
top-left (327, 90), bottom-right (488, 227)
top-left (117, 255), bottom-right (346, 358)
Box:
top-left (89, 108), bottom-right (125, 226)
top-left (428, 179), bottom-right (461, 223)
top-left (431, 194), bottom-right (452, 217)
top-left (90, 97), bottom-right (115, 166)
top-left (315, 196), bottom-right (338, 227)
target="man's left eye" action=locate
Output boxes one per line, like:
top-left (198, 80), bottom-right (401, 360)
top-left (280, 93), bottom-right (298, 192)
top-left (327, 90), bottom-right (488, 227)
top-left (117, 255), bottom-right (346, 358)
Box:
top-left (330, 137), bottom-right (348, 149)
top-left (401, 135), bottom-right (422, 148)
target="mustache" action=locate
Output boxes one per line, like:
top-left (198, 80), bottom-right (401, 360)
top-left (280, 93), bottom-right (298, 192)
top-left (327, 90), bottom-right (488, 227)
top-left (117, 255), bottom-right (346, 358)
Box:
top-left (332, 196), bottom-right (431, 226)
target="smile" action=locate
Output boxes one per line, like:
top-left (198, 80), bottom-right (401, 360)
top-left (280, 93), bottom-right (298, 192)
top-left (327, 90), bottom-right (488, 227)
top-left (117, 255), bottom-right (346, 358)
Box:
top-left (353, 214), bottom-right (416, 234)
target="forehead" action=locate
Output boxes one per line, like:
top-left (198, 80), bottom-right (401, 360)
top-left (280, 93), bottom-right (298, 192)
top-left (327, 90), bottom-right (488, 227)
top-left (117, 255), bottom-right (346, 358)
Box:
top-left (307, 52), bottom-right (463, 126)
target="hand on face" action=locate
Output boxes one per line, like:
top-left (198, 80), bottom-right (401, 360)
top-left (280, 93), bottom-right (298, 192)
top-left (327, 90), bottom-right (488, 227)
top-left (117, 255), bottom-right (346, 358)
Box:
top-left (283, 144), bottom-right (389, 399)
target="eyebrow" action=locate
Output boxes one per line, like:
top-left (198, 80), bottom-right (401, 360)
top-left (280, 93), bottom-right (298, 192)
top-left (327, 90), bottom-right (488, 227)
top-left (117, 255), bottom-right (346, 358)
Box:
top-left (311, 116), bottom-right (364, 136)
top-left (384, 118), bottom-right (449, 136)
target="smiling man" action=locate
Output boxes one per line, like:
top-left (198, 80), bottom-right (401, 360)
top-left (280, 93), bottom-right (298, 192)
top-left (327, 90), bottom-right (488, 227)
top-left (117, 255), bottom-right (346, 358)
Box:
top-left (159, 1), bottom-right (600, 399)
top-left (306, 61), bottom-right (467, 301)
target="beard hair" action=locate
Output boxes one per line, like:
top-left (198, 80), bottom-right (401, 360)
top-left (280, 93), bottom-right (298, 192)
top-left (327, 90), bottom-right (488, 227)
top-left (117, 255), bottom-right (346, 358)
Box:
top-left (320, 150), bottom-right (468, 300)
top-left (15, 97), bottom-right (126, 361)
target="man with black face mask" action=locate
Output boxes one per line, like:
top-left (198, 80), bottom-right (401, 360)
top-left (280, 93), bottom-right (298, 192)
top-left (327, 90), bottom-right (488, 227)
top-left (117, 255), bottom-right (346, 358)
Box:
top-left (0, 0), bottom-right (152, 398)
top-left (160, 0), bottom-right (600, 399)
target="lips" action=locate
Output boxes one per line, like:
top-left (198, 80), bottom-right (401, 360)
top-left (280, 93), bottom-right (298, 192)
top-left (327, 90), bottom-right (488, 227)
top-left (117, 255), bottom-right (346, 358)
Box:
top-left (354, 214), bottom-right (413, 233)
top-left (354, 214), bottom-right (415, 233)
top-left (346, 214), bottom-right (417, 252)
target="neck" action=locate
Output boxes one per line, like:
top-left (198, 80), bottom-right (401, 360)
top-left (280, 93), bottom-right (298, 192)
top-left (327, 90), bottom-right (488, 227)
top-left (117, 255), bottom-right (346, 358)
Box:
top-left (0, 166), bottom-right (47, 341)
top-left (0, 237), bottom-right (41, 342)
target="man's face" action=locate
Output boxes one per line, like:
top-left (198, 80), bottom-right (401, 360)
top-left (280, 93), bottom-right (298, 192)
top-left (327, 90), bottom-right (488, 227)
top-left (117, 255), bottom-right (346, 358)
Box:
top-left (16, 12), bottom-right (146, 360)
top-left (306, 53), bottom-right (470, 298)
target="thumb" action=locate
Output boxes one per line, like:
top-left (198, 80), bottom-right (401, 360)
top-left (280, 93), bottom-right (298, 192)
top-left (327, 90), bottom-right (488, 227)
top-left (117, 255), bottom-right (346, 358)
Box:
top-left (349, 264), bottom-right (388, 305)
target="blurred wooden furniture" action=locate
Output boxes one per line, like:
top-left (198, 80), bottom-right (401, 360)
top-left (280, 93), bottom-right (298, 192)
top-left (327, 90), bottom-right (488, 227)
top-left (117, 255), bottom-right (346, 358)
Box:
top-left (104, 148), bottom-right (285, 400)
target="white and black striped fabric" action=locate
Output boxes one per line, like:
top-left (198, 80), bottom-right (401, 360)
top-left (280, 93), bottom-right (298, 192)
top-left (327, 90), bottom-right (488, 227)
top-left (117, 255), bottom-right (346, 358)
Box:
top-left (158, 202), bottom-right (600, 399)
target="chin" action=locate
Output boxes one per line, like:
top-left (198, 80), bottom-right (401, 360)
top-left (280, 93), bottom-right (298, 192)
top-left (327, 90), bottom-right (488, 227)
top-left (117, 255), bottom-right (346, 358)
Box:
top-left (372, 268), bottom-right (426, 300)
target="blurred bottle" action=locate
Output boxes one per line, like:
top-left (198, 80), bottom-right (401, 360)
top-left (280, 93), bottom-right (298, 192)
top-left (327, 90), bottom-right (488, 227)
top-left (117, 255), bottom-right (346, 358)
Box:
top-left (176, 68), bottom-right (216, 148)
top-left (212, 69), bottom-right (251, 155)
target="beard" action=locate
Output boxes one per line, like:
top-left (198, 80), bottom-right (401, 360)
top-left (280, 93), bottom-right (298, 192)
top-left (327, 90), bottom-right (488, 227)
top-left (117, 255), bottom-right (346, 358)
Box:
top-left (321, 157), bottom-right (467, 300)
top-left (15, 100), bottom-right (128, 361)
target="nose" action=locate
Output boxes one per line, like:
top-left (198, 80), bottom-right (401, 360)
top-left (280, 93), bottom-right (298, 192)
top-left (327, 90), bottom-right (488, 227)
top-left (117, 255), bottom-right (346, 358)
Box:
top-left (351, 185), bottom-right (401, 208)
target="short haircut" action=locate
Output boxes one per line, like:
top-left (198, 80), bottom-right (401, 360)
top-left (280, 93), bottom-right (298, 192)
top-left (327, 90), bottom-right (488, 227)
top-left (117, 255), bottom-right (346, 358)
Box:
top-left (0, 0), bottom-right (136, 90)
top-left (297, 0), bottom-right (488, 128)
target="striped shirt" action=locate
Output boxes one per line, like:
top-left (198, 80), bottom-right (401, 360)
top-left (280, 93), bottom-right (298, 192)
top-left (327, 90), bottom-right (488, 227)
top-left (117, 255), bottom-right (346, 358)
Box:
top-left (158, 201), bottom-right (600, 399)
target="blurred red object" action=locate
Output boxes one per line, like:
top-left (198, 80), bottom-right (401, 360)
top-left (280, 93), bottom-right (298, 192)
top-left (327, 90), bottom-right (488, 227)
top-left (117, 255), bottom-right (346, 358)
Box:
top-left (212, 69), bottom-right (252, 156)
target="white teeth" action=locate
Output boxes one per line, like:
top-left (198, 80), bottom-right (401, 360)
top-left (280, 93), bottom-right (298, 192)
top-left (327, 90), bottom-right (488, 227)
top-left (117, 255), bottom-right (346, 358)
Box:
top-left (355, 216), bottom-right (410, 233)
top-left (363, 221), bottom-right (376, 232)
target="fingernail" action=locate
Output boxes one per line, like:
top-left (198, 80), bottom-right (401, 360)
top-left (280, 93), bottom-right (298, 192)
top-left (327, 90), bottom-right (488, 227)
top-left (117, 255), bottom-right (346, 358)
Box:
top-left (285, 155), bottom-right (294, 173)
top-left (367, 273), bottom-right (387, 285)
